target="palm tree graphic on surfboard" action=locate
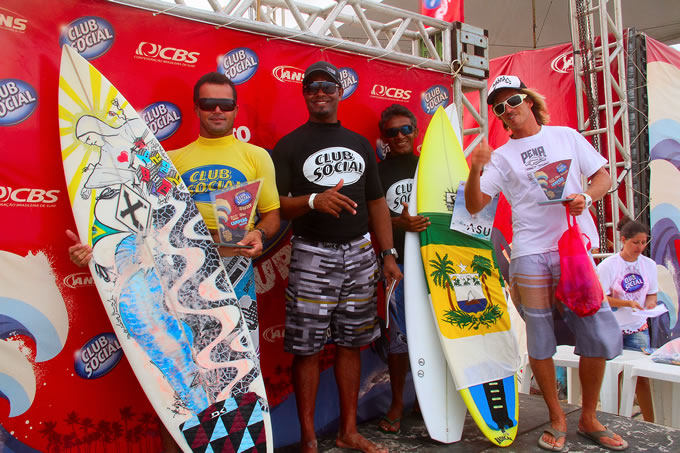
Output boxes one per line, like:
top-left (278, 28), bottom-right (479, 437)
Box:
top-left (429, 252), bottom-right (503, 330)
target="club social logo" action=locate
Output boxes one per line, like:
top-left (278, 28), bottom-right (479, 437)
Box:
top-left (218, 47), bottom-right (259, 85)
top-left (421, 84), bottom-right (450, 114)
top-left (385, 178), bottom-right (414, 214)
top-left (0, 78), bottom-right (37, 126)
top-left (74, 333), bottom-right (123, 379)
top-left (338, 67), bottom-right (359, 99)
top-left (303, 147), bottom-right (365, 186)
top-left (59, 16), bottom-right (115, 60)
top-left (141, 101), bottom-right (182, 141)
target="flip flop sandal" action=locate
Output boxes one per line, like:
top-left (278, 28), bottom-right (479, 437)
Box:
top-left (377, 415), bottom-right (401, 434)
top-left (537, 426), bottom-right (567, 452)
top-left (577, 427), bottom-right (628, 451)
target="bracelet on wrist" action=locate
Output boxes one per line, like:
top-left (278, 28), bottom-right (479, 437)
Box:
top-left (255, 228), bottom-right (267, 242)
top-left (308, 193), bottom-right (318, 210)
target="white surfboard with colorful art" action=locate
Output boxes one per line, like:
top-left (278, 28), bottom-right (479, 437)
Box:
top-left (58, 44), bottom-right (271, 452)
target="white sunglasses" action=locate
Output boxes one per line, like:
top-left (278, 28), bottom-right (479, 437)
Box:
top-left (493, 93), bottom-right (528, 116)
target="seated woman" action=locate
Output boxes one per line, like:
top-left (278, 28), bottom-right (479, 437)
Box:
top-left (596, 217), bottom-right (657, 422)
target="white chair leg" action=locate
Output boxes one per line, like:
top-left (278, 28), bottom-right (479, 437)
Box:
top-left (566, 367), bottom-right (581, 405)
top-left (599, 365), bottom-right (620, 414)
top-left (619, 367), bottom-right (637, 417)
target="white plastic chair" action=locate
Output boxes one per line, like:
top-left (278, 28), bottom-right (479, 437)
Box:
top-left (619, 357), bottom-right (680, 427)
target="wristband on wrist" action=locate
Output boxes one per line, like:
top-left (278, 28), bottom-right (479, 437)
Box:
top-left (308, 193), bottom-right (318, 210)
top-left (580, 192), bottom-right (593, 209)
top-left (255, 228), bottom-right (267, 242)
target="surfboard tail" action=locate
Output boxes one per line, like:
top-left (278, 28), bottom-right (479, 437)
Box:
top-left (460, 375), bottom-right (518, 446)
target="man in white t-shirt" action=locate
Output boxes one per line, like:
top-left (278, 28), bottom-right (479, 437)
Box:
top-left (465, 75), bottom-right (627, 451)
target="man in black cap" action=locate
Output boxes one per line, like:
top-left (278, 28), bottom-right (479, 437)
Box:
top-left (465, 75), bottom-right (625, 451)
top-left (272, 61), bottom-right (400, 453)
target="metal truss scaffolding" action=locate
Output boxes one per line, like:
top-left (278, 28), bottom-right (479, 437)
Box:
top-left (626, 31), bottom-right (651, 247)
top-left (109, 0), bottom-right (488, 155)
top-left (569, 0), bottom-right (634, 254)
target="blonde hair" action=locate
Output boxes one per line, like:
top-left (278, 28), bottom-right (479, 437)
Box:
top-left (499, 87), bottom-right (550, 130)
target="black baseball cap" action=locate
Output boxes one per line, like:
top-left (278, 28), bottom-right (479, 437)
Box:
top-left (302, 61), bottom-right (341, 86)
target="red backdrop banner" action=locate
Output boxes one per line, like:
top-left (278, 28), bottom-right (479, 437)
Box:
top-left (0, 0), bottom-right (452, 450)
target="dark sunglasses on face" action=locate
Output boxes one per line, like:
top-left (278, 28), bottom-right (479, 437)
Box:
top-left (493, 93), bottom-right (528, 116)
top-left (302, 81), bottom-right (341, 95)
top-left (197, 98), bottom-right (236, 112)
top-left (385, 124), bottom-right (414, 138)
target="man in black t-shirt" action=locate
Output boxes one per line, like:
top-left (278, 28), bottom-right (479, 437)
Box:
top-left (272, 61), bottom-right (401, 453)
top-left (376, 105), bottom-right (430, 435)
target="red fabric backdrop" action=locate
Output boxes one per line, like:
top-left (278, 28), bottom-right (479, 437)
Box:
top-left (0, 0), bottom-right (452, 450)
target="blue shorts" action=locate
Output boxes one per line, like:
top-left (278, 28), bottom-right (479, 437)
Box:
top-left (623, 329), bottom-right (650, 352)
top-left (387, 264), bottom-right (408, 354)
top-left (509, 251), bottom-right (622, 360)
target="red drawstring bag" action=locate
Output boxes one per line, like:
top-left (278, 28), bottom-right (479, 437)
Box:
top-left (555, 205), bottom-right (604, 317)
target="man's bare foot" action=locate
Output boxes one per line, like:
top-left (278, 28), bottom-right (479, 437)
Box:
top-left (336, 432), bottom-right (388, 453)
top-left (301, 439), bottom-right (317, 453)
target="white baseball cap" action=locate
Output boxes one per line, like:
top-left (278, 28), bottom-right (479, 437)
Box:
top-left (487, 75), bottom-right (527, 105)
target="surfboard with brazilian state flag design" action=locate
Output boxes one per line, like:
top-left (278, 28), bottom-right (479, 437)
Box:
top-left (418, 107), bottom-right (521, 446)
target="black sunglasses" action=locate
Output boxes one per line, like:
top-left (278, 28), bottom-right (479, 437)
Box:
top-left (197, 98), bottom-right (236, 112)
top-left (492, 93), bottom-right (527, 116)
top-left (384, 125), bottom-right (414, 138)
top-left (302, 81), bottom-right (341, 95)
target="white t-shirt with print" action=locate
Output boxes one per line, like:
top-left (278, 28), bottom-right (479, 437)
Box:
top-left (480, 125), bottom-right (607, 258)
top-left (597, 253), bottom-right (659, 334)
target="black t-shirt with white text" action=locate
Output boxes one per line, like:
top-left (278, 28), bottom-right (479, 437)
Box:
top-left (378, 153), bottom-right (418, 264)
top-left (272, 121), bottom-right (384, 243)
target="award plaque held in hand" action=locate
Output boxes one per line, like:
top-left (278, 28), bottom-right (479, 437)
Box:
top-left (210, 179), bottom-right (263, 244)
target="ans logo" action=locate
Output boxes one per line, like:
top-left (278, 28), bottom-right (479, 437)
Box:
top-left (0, 187), bottom-right (59, 206)
top-left (551, 52), bottom-right (574, 74)
top-left (338, 67), bottom-right (358, 99)
top-left (141, 102), bottom-right (181, 141)
top-left (64, 272), bottom-right (95, 289)
top-left (0, 79), bottom-right (37, 126)
top-left (0, 7), bottom-right (27, 33)
top-left (302, 147), bottom-right (365, 186)
top-left (218, 48), bottom-right (258, 85)
top-left (385, 178), bottom-right (413, 214)
top-left (421, 85), bottom-right (450, 115)
top-left (370, 84), bottom-right (412, 102)
top-left (273, 65), bottom-right (304, 83)
top-left (263, 325), bottom-right (285, 343)
top-left (59, 16), bottom-right (114, 60)
top-left (551, 50), bottom-right (604, 74)
top-left (135, 42), bottom-right (199, 66)
top-left (74, 333), bottom-right (123, 379)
